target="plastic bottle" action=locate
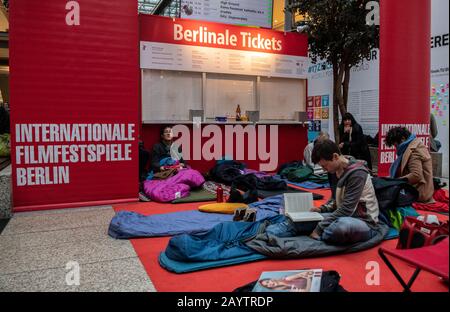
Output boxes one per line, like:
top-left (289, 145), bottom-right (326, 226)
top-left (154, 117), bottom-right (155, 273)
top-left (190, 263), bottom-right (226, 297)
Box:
top-left (236, 104), bottom-right (241, 121)
top-left (216, 185), bottom-right (224, 203)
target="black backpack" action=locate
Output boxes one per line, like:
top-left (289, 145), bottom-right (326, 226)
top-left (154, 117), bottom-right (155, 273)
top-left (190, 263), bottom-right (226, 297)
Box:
top-left (371, 177), bottom-right (419, 212)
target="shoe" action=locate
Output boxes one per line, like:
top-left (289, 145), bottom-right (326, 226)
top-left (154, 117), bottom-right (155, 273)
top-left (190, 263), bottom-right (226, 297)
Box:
top-left (228, 188), bottom-right (244, 203)
top-left (139, 192), bottom-right (151, 202)
top-left (233, 207), bottom-right (247, 221)
top-left (243, 208), bottom-right (257, 222)
top-left (233, 207), bottom-right (257, 222)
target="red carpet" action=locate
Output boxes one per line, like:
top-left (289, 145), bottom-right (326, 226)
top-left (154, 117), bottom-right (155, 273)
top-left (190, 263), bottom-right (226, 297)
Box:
top-left (113, 188), bottom-right (449, 292)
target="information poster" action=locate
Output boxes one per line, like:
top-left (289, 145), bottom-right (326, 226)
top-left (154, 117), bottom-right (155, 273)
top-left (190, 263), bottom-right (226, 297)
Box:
top-left (307, 95), bottom-right (330, 142)
top-left (430, 0), bottom-right (449, 177)
top-left (181, 0), bottom-right (273, 29)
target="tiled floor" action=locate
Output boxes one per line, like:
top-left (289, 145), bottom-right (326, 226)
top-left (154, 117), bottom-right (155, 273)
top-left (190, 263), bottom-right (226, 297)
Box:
top-left (0, 206), bottom-right (156, 292)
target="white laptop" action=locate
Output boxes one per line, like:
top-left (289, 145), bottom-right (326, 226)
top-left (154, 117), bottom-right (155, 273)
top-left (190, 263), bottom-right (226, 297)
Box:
top-left (283, 193), bottom-right (324, 222)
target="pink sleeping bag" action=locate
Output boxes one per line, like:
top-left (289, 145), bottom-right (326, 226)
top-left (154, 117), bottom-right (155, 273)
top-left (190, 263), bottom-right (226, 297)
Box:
top-left (143, 169), bottom-right (205, 202)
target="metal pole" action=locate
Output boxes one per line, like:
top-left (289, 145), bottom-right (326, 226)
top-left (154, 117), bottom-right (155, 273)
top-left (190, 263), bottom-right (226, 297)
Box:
top-left (284, 0), bottom-right (293, 32)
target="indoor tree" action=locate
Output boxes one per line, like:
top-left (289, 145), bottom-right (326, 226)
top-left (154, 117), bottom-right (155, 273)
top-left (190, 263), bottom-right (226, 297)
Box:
top-left (287, 0), bottom-right (379, 142)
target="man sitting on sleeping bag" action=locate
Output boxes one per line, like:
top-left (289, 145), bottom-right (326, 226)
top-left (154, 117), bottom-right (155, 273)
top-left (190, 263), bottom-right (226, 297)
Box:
top-left (308, 139), bottom-right (380, 244)
top-left (266, 139), bottom-right (379, 245)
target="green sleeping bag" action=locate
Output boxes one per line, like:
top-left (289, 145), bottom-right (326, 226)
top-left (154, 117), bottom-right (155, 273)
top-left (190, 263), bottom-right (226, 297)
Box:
top-left (172, 188), bottom-right (217, 204)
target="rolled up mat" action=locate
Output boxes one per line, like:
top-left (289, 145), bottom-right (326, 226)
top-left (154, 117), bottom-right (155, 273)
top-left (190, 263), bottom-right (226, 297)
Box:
top-left (159, 251), bottom-right (267, 274)
top-left (199, 203), bottom-right (248, 214)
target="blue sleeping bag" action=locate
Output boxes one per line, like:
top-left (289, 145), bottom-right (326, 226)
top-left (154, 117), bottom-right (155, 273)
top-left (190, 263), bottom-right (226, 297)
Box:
top-left (159, 252), bottom-right (267, 273)
top-left (108, 195), bottom-right (283, 239)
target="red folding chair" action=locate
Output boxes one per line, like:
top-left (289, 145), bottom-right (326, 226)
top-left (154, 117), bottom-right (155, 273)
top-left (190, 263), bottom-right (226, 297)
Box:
top-left (378, 237), bottom-right (449, 292)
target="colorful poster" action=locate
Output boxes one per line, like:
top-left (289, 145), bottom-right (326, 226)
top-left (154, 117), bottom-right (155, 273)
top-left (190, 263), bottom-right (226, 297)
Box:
top-left (180, 0), bottom-right (274, 29)
top-left (307, 108), bottom-right (314, 120)
top-left (322, 108), bottom-right (329, 120)
top-left (313, 120), bottom-right (322, 132)
top-left (322, 95), bottom-right (330, 107)
top-left (307, 96), bottom-right (314, 108)
top-left (430, 0), bottom-right (449, 177)
top-left (314, 108), bottom-right (322, 120)
top-left (314, 96), bottom-right (322, 107)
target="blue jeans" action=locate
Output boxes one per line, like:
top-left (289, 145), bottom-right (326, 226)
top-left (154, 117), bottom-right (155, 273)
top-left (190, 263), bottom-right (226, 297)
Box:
top-left (266, 219), bottom-right (318, 237)
top-left (265, 215), bottom-right (376, 245)
top-left (321, 217), bottom-right (376, 245)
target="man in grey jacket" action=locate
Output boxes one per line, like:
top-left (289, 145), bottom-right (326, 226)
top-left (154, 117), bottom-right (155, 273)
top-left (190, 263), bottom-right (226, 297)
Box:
top-left (266, 139), bottom-right (380, 245)
top-left (308, 140), bottom-right (379, 244)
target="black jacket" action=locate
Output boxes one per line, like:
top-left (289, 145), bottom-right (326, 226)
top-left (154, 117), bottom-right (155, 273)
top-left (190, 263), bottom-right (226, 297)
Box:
top-left (339, 118), bottom-right (372, 170)
top-left (371, 177), bottom-right (419, 212)
top-left (151, 142), bottom-right (186, 173)
top-left (0, 106), bottom-right (10, 134)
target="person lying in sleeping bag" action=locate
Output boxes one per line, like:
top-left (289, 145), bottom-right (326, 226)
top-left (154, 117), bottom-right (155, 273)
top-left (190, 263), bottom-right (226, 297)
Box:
top-left (151, 125), bottom-right (187, 173)
top-left (266, 139), bottom-right (380, 245)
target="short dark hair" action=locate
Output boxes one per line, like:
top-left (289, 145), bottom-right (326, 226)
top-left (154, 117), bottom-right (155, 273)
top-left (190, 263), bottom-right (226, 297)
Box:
top-left (312, 139), bottom-right (341, 164)
top-left (385, 127), bottom-right (412, 147)
top-left (160, 125), bottom-right (173, 137)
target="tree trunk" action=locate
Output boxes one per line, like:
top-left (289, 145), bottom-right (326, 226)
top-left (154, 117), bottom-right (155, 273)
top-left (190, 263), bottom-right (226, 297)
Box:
top-left (333, 61), bottom-right (347, 144)
top-left (343, 64), bottom-right (351, 111)
top-left (332, 62), bottom-right (340, 144)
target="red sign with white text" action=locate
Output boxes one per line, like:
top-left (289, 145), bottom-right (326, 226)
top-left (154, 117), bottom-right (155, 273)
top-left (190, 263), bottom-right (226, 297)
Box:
top-left (10, 0), bottom-right (140, 211)
top-left (140, 15), bottom-right (308, 57)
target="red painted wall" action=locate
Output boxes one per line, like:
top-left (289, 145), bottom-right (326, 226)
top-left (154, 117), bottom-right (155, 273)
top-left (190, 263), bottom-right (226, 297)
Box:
top-left (141, 124), bottom-right (308, 173)
top-left (10, 0), bottom-right (140, 211)
top-left (378, 0), bottom-right (431, 176)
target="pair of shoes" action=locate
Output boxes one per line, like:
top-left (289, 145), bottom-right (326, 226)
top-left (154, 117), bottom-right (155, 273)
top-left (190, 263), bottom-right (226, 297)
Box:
top-left (233, 207), bottom-right (247, 221)
top-left (243, 208), bottom-right (257, 222)
top-left (139, 192), bottom-right (151, 202)
top-left (233, 207), bottom-right (257, 222)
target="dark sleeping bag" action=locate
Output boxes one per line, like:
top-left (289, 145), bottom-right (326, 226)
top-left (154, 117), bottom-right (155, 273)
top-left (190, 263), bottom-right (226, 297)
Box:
top-left (231, 174), bottom-right (287, 191)
top-left (161, 215), bottom-right (389, 268)
top-left (245, 222), bottom-right (389, 259)
top-left (208, 160), bottom-right (246, 185)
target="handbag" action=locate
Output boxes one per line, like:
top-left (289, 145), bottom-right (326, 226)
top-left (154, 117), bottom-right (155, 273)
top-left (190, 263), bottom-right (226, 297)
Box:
top-left (397, 215), bottom-right (449, 249)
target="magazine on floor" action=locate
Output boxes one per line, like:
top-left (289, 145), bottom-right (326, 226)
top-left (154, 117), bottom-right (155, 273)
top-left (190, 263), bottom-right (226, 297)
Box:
top-left (252, 269), bottom-right (323, 292)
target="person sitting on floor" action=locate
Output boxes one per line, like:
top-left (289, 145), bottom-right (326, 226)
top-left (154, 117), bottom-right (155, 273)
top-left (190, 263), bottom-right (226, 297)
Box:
top-left (151, 125), bottom-right (187, 174)
top-left (139, 139), bottom-right (150, 181)
top-left (385, 126), bottom-right (434, 203)
top-left (265, 140), bottom-right (380, 245)
top-left (138, 138), bottom-right (151, 202)
top-left (303, 131), bottom-right (329, 174)
top-left (338, 112), bottom-right (372, 170)
top-left (308, 140), bottom-right (380, 243)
